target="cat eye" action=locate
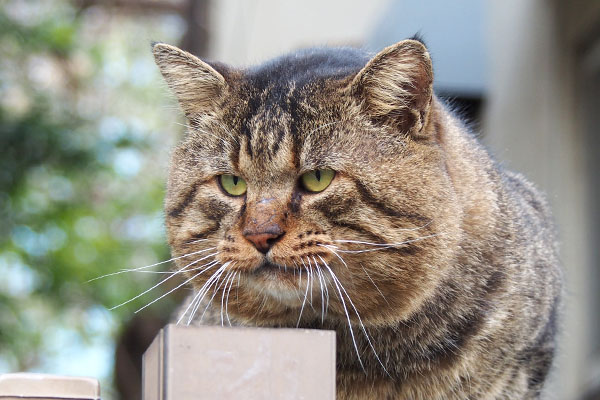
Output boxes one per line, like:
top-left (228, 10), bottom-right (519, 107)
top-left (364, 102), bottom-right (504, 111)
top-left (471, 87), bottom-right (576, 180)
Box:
top-left (300, 169), bottom-right (335, 193)
top-left (219, 174), bottom-right (247, 196)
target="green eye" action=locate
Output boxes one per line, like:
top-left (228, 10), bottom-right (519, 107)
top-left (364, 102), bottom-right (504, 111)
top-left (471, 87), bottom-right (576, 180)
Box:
top-left (300, 169), bottom-right (335, 193)
top-left (219, 174), bottom-right (247, 196)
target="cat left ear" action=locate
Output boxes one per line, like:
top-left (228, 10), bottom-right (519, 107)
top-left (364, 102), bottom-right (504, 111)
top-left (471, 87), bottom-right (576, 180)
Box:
top-left (349, 40), bottom-right (434, 137)
top-left (152, 42), bottom-right (227, 117)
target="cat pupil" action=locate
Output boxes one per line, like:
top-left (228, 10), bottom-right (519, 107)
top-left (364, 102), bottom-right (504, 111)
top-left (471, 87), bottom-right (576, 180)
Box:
top-left (315, 170), bottom-right (321, 181)
top-left (233, 176), bottom-right (238, 185)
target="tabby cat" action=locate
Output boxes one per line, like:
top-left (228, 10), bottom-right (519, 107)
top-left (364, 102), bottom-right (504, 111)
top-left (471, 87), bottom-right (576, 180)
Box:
top-left (152, 38), bottom-right (562, 399)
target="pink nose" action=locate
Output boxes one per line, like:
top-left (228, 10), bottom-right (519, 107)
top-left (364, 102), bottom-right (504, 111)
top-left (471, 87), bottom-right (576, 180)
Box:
top-left (243, 226), bottom-right (284, 254)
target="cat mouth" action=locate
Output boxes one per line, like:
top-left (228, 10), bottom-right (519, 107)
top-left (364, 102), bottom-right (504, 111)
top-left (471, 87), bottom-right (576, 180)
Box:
top-left (254, 261), bottom-right (298, 276)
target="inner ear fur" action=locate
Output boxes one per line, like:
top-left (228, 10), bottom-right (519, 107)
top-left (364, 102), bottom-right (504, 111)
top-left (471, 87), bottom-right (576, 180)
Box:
top-left (349, 39), bottom-right (434, 136)
top-left (152, 42), bottom-right (227, 118)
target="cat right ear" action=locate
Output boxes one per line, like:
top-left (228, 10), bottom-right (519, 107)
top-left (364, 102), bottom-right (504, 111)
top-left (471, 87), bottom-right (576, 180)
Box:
top-left (349, 39), bottom-right (434, 137)
top-left (152, 42), bottom-right (227, 117)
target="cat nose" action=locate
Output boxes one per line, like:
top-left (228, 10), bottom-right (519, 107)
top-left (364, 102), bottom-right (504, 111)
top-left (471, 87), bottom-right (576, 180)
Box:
top-left (243, 225), bottom-right (284, 254)
top-left (242, 197), bottom-right (288, 254)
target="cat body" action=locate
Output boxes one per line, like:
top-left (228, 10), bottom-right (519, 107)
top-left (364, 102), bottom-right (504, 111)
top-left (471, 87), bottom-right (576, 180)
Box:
top-left (153, 40), bottom-right (562, 399)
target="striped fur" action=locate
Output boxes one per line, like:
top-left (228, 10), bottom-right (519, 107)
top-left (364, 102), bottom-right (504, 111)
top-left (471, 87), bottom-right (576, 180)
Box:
top-left (153, 40), bottom-right (562, 399)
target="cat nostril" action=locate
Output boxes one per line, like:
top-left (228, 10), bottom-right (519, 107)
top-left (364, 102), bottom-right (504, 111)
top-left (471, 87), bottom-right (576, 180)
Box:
top-left (244, 230), bottom-right (284, 254)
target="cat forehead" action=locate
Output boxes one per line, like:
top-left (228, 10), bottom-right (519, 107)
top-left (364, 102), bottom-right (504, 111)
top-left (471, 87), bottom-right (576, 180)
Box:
top-left (214, 48), bottom-right (370, 169)
top-left (243, 47), bottom-right (370, 90)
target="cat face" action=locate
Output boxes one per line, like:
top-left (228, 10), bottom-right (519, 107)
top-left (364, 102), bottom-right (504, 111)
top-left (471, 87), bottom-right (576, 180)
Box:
top-left (154, 41), bottom-right (462, 327)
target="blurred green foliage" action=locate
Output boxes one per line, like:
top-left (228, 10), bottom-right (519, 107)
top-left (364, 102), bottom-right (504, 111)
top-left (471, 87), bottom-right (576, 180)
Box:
top-left (0, 1), bottom-right (185, 397)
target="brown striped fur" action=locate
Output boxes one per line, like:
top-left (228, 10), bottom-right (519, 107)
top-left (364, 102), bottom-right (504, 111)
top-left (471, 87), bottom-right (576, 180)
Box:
top-left (153, 39), bottom-right (562, 399)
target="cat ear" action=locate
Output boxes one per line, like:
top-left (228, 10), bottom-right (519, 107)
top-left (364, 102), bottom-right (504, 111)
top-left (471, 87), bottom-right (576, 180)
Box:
top-left (152, 42), bottom-right (227, 117)
top-left (350, 39), bottom-right (434, 136)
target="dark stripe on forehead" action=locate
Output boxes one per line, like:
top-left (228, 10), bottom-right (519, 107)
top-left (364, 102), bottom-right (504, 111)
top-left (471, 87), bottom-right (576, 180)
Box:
top-left (352, 179), bottom-right (431, 225)
top-left (229, 138), bottom-right (241, 171)
top-left (241, 87), bottom-right (262, 159)
top-left (271, 127), bottom-right (286, 157)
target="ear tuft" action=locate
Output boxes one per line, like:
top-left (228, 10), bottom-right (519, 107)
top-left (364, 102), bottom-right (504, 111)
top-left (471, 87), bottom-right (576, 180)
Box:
top-left (350, 39), bottom-right (434, 136)
top-left (152, 43), bottom-right (226, 117)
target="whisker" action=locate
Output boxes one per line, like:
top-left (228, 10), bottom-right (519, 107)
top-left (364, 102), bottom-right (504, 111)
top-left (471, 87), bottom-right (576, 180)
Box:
top-left (200, 262), bottom-right (232, 323)
top-left (188, 262), bottom-right (230, 325)
top-left (185, 238), bottom-right (213, 244)
top-left (125, 270), bottom-right (180, 275)
top-left (133, 259), bottom-right (218, 313)
top-left (220, 271), bottom-right (236, 326)
top-left (313, 257), bottom-right (326, 324)
top-left (87, 247), bottom-right (217, 282)
top-left (317, 256), bottom-right (365, 372)
top-left (296, 258), bottom-right (311, 328)
top-left (318, 244), bottom-right (350, 270)
top-left (307, 257), bottom-right (314, 307)
top-left (177, 288), bottom-right (204, 325)
top-left (332, 234), bottom-right (441, 253)
top-left (313, 256), bottom-right (330, 315)
top-left (199, 266), bottom-right (231, 324)
top-left (183, 252), bottom-right (220, 271)
top-left (360, 263), bottom-right (390, 306)
top-left (109, 256), bottom-right (212, 311)
top-left (224, 271), bottom-right (237, 326)
top-left (318, 254), bottom-right (391, 377)
top-left (317, 261), bottom-right (331, 318)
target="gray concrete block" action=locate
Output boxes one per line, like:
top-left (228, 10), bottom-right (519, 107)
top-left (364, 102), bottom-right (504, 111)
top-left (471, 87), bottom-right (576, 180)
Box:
top-left (142, 325), bottom-right (336, 400)
top-left (0, 373), bottom-right (100, 400)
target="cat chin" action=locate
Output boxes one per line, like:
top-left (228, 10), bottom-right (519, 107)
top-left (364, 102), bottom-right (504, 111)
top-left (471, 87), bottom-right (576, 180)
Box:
top-left (244, 270), bottom-right (308, 307)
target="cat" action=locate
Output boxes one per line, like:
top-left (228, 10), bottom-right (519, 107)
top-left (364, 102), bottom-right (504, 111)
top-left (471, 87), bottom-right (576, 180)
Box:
top-left (152, 38), bottom-right (562, 399)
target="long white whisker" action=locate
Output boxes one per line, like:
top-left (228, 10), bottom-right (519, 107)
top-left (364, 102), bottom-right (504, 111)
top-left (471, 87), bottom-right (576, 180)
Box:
top-left (317, 262), bottom-right (330, 318)
top-left (177, 289), bottom-right (204, 325)
top-left (225, 271), bottom-right (237, 326)
top-left (134, 260), bottom-right (218, 313)
top-left (313, 256), bottom-right (330, 314)
top-left (333, 234), bottom-right (441, 253)
top-left (318, 244), bottom-right (350, 270)
top-left (318, 255), bottom-right (391, 377)
top-left (109, 256), bottom-right (211, 311)
top-left (313, 258), bottom-right (326, 324)
top-left (87, 247), bottom-right (217, 282)
top-left (198, 263), bottom-right (233, 323)
top-left (318, 256), bottom-right (365, 371)
top-left (183, 252), bottom-right (220, 271)
top-left (296, 258), bottom-right (311, 328)
top-left (188, 262), bottom-right (230, 325)
top-left (186, 263), bottom-right (225, 325)
top-left (360, 263), bottom-right (389, 306)
top-left (185, 238), bottom-right (213, 244)
top-left (307, 257), bottom-right (314, 307)
top-left (220, 271), bottom-right (235, 326)
top-left (126, 270), bottom-right (181, 275)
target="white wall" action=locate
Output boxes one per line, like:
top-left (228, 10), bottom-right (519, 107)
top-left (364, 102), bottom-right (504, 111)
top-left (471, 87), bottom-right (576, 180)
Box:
top-left (485, 1), bottom-right (599, 398)
top-left (207, 0), bottom-right (388, 65)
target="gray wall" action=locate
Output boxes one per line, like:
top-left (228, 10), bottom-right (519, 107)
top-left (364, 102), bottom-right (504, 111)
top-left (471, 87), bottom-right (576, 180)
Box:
top-left (485, 1), bottom-right (600, 398)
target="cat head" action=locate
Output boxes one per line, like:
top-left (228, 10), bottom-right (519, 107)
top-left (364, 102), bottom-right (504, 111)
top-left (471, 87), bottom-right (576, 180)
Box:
top-left (153, 40), bottom-right (462, 327)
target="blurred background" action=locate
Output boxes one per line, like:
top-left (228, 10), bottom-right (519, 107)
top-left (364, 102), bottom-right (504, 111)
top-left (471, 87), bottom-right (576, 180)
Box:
top-left (0, 0), bottom-right (598, 399)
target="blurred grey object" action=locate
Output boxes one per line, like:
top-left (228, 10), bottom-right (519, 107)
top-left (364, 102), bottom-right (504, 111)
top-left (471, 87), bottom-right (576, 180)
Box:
top-left (0, 373), bottom-right (100, 400)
